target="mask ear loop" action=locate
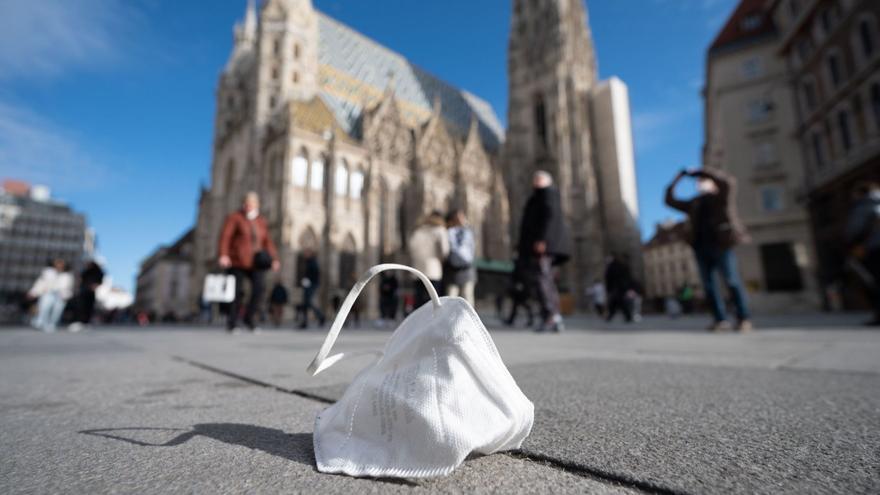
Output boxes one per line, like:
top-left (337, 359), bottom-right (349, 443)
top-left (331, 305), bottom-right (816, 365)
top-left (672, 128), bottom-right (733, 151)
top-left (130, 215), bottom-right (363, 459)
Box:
top-left (307, 264), bottom-right (442, 376)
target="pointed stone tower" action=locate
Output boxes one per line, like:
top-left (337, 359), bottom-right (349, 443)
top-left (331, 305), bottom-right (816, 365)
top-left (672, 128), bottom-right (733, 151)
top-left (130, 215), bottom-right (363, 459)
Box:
top-left (505, 0), bottom-right (605, 304)
top-left (255, 0), bottom-right (319, 126)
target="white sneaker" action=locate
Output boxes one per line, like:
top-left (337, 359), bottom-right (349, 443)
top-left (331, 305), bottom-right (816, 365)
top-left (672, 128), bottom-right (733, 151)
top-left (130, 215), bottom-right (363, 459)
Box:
top-left (68, 322), bottom-right (84, 333)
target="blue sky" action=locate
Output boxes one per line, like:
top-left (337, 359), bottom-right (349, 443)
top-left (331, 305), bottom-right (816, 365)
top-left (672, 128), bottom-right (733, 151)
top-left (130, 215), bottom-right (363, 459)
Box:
top-left (0, 0), bottom-right (737, 292)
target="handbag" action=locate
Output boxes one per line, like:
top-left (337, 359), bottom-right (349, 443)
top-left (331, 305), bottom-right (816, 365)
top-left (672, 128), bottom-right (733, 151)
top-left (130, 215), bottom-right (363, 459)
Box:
top-left (307, 264), bottom-right (533, 478)
top-left (202, 273), bottom-right (236, 303)
top-left (252, 250), bottom-right (273, 271)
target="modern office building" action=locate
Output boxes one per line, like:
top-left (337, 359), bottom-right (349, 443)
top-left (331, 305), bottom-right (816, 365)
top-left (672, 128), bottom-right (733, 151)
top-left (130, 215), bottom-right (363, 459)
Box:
top-left (0, 180), bottom-right (94, 321)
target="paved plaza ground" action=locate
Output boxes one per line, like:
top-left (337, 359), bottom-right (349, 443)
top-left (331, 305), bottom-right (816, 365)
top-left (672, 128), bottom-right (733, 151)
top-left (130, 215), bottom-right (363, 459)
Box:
top-left (1, 313), bottom-right (878, 494)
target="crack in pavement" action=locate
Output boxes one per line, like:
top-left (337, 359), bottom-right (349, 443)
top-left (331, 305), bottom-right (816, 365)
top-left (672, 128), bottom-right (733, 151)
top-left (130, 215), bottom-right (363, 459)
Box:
top-left (171, 356), bottom-right (334, 404)
top-left (172, 355), bottom-right (683, 494)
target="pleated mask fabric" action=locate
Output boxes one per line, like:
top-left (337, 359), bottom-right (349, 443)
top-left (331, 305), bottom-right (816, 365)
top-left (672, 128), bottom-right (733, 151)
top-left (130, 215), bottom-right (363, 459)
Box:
top-left (307, 264), bottom-right (534, 478)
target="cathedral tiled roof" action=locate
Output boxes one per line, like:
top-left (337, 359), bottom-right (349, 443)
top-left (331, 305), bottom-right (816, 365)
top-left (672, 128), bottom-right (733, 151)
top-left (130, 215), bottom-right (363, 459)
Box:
top-left (316, 13), bottom-right (505, 151)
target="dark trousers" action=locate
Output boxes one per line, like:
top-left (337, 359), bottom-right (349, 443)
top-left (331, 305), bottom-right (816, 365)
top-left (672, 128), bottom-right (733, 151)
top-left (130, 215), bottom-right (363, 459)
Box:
top-left (694, 247), bottom-right (750, 323)
top-left (297, 286), bottom-right (325, 326)
top-left (526, 256), bottom-right (560, 321)
top-left (227, 268), bottom-right (265, 330)
top-left (606, 294), bottom-right (632, 322)
top-left (414, 280), bottom-right (443, 309)
top-left (379, 295), bottom-right (399, 320)
top-left (866, 249), bottom-right (880, 317)
top-left (506, 292), bottom-right (534, 326)
top-left (75, 287), bottom-right (96, 324)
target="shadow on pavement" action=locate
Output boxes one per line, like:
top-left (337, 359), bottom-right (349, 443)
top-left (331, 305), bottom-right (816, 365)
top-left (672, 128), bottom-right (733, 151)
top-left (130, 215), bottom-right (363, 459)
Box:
top-left (80, 424), bottom-right (314, 466)
top-left (79, 424), bottom-right (420, 487)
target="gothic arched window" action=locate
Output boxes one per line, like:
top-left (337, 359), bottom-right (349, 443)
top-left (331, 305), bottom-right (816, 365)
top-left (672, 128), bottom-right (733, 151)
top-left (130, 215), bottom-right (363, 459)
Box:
top-left (837, 109), bottom-right (853, 152)
top-left (534, 94), bottom-right (548, 149)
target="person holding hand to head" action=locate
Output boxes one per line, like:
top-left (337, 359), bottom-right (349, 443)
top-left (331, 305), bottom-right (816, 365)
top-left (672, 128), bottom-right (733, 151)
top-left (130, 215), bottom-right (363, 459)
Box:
top-left (665, 168), bottom-right (752, 332)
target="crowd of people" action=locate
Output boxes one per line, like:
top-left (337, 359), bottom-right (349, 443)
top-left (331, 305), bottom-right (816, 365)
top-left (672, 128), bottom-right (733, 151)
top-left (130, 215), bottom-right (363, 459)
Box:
top-left (31, 168), bottom-right (877, 334)
top-left (25, 259), bottom-right (105, 332)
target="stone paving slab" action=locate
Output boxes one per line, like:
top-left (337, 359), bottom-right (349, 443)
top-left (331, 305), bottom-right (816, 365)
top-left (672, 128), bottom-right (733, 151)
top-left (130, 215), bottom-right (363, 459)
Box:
top-left (0, 331), bottom-right (635, 494)
top-left (2, 324), bottom-right (879, 494)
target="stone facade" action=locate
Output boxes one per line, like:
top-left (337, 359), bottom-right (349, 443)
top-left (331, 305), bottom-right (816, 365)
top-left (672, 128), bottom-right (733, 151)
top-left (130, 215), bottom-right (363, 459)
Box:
top-left (190, 0), bottom-right (510, 312)
top-left (770, 0), bottom-right (880, 310)
top-left (643, 221), bottom-right (703, 306)
top-left (704, 0), bottom-right (821, 313)
top-left (135, 229), bottom-right (194, 320)
top-left (505, 0), bottom-right (643, 307)
top-left (189, 0), bottom-right (641, 314)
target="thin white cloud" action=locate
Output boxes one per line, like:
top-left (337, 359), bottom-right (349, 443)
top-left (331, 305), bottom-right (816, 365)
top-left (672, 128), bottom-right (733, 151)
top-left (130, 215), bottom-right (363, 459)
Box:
top-left (0, 0), bottom-right (143, 80)
top-left (631, 103), bottom-right (701, 153)
top-left (0, 100), bottom-right (113, 192)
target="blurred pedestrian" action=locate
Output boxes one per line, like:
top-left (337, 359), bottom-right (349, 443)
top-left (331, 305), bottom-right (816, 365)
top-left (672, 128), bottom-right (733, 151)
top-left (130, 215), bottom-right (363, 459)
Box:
top-left (665, 296), bottom-right (682, 319)
top-left (27, 258), bottom-right (73, 333)
top-left (517, 170), bottom-right (572, 333)
top-left (218, 191), bottom-right (280, 333)
top-left (605, 255), bottom-right (634, 323)
top-left (444, 209), bottom-right (477, 305)
top-left (268, 280), bottom-right (289, 327)
top-left (845, 181), bottom-right (880, 326)
top-left (666, 168), bottom-right (752, 332)
top-left (408, 211), bottom-right (449, 308)
top-left (504, 257), bottom-right (534, 327)
top-left (378, 271), bottom-right (399, 326)
top-left (586, 278), bottom-right (607, 317)
top-left (69, 260), bottom-right (104, 332)
top-left (296, 248), bottom-right (325, 329)
top-left (679, 283), bottom-right (695, 314)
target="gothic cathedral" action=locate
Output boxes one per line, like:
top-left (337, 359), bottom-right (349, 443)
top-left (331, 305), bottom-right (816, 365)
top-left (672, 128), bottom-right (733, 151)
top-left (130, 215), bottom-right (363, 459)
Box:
top-left (191, 0), bottom-right (641, 311)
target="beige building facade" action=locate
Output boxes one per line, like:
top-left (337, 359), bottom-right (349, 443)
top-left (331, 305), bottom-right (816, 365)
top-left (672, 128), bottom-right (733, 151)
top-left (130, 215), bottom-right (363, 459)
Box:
top-left (190, 0), bottom-right (510, 312)
top-left (769, 0), bottom-right (880, 310)
top-left (136, 230), bottom-right (194, 320)
top-left (704, 0), bottom-right (821, 313)
top-left (643, 221), bottom-right (703, 305)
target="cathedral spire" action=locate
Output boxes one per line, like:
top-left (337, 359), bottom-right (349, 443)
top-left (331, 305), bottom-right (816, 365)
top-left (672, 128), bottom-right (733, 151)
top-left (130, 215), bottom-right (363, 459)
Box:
top-left (243, 0), bottom-right (257, 40)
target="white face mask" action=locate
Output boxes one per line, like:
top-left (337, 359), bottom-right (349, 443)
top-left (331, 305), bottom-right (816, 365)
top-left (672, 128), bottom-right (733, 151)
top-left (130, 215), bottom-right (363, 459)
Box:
top-left (307, 264), bottom-right (534, 478)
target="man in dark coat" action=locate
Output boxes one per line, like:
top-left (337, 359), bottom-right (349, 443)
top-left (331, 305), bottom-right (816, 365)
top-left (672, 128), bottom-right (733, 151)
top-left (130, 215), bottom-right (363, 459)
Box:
top-left (665, 168), bottom-right (751, 332)
top-left (296, 248), bottom-right (325, 329)
top-left (604, 255), bottom-right (634, 323)
top-left (70, 260), bottom-right (104, 331)
top-left (517, 170), bottom-right (572, 332)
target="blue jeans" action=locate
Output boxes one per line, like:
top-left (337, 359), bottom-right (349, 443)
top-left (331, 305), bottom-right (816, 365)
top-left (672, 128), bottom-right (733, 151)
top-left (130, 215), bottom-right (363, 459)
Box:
top-left (694, 247), bottom-right (750, 323)
top-left (32, 292), bottom-right (66, 332)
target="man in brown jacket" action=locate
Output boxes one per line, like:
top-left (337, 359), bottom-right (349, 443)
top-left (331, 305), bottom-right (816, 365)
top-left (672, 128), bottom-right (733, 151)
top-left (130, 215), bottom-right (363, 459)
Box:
top-left (665, 168), bottom-right (752, 332)
top-left (218, 192), bottom-right (279, 332)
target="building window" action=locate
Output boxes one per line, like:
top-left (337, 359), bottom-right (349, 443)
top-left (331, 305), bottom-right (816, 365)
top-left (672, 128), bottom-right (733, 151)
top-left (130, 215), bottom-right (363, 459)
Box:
top-left (801, 79), bottom-right (818, 111)
top-left (860, 19), bottom-right (876, 59)
top-left (742, 57), bottom-right (763, 79)
top-left (269, 95), bottom-right (277, 109)
top-left (796, 38), bottom-right (812, 64)
top-left (293, 43), bottom-right (301, 59)
top-left (741, 14), bottom-right (762, 32)
top-left (534, 94), bottom-right (548, 149)
top-left (271, 66), bottom-right (279, 80)
top-left (310, 159), bottom-right (324, 191)
top-left (760, 186), bottom-right (784, 212)
top-left (748, 99), bottom-right (771, 123)
top-left (273, 39), bottom-right (281, 55)
top-left (837, 109), bottom-right (853, 152)
top-left (335, 162), bottom-right (349, 196)
top-left (291, 155), bottom-right (308, 187)
top-left (349, 170), bottom-right (364, 199)
top-left (755, 140), bottom-right (777, 167)
top-left (871, 83), bottom-right (880, 129)
top-left (759, 243), bottom-right (804, 292)
top-left (811, 131), bottom-right (827, 169)
top-left (827, 52), bottom-right (843, 87)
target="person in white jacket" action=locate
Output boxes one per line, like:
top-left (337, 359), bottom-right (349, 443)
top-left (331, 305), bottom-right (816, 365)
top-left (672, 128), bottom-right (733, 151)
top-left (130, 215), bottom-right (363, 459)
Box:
top-left (28, 259), bottom-right (74, 332)
top-left (408, 211), bottom-right (449, 308)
